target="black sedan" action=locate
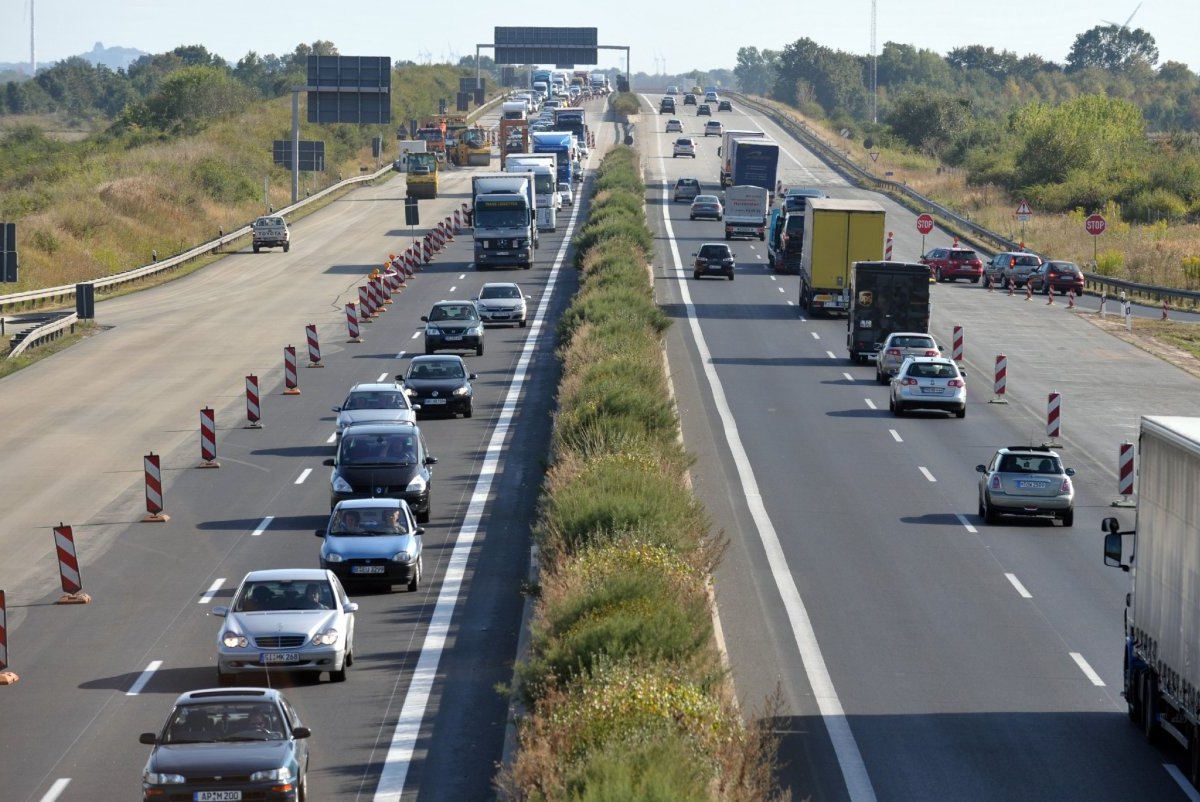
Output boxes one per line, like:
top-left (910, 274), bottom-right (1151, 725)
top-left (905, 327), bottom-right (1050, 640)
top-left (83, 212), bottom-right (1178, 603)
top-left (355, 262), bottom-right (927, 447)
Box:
top-left (140, 687), bottom-right (310, 802)
top-left (421, 300), bottom-right (484, 356)
top-left (399, 355), bottom-right (477, 418)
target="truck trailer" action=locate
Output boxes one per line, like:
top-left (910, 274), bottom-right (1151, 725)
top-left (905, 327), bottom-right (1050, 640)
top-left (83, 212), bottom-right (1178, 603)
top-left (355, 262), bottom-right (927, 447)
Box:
top-left (505, 154), bottom-right (559, 232)
top-left (1104, 416), bottom-right (1200, 789)
top-left (530, 131), bottom-right (574, 185)
top-left (471, 173), bottom-right (536, 270)
top-left (798, 198), bottom-right (886, 315)
top-left (845, 261), bottom-right (931, 363)
top-left (727, 138), bottom-right (780, 199)
top-left (718, 130), bottom-right (764, 187)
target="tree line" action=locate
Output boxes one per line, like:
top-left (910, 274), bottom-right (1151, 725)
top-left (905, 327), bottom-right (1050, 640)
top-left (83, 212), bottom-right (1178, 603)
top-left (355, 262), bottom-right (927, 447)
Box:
top-left (734, 25), bottom-right (1200, 220)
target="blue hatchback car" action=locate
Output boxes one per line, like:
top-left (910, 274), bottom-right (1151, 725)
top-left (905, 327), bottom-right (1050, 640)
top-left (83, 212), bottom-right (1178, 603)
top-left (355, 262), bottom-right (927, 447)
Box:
top-left (317, 499), bottom-right (424, 592)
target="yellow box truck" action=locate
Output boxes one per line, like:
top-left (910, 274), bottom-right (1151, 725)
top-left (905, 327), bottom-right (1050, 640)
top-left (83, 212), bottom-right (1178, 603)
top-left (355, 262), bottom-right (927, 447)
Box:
top-left (799, 198), bottom-right (886, 316)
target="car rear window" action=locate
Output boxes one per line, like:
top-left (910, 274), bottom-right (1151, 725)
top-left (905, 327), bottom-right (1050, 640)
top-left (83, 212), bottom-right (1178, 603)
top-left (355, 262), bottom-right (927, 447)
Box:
top-left (699, 245), bottom-right (730, 258)
top-left (949, 250), bottom-right (977, 260)
top-left (1015, 255), bottom-right (1040, 266)
top-left (908, 362), bottom-right (957, 379)
top-left (894, 336), bottom-right (935, 348)
top-left (677, 179), bottom-right (698, 188)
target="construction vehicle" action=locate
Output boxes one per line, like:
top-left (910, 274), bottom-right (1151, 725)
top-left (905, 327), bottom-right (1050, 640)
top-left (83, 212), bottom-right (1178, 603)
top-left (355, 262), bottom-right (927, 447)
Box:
top-left (499, 119), bottom-right (529, 169)
top-left (450, 127), bottom-right (492, 167)
top-left (799, 199), bottom-right (886, 316)
top-left (415, 120), bottom-right (446, 160)
top-left (405, 151), bottom-right (439, 199)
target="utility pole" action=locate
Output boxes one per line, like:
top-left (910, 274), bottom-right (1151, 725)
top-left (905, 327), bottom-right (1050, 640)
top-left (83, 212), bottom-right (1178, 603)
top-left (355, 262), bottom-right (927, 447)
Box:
top-left (871, 0), bottom-right (878, 124)
top-left (29, 0), bottom-right (36, 76)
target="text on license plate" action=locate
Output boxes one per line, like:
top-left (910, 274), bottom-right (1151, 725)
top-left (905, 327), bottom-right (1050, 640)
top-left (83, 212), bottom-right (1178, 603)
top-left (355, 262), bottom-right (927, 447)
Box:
top-left (445, 335), bottom-right (463, 341)
top-left (920, 387), bottom-right (944, 394)
top-left (423, 398), bottom-right (447, 405)
top-left (195, 792), bottom-right (242, 801)
top-left (1016, 480), bottom-right (1049, 489)
top-left (351, 565), bottom-right (386, 574)
top-left (260, 652), bottom-right (300, 663)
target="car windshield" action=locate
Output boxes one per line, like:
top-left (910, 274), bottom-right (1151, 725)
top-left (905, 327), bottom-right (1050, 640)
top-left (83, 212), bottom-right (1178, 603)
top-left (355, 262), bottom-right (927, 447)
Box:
top-left (430, 305), bottom-right (479, 322)
top-left (235, 579), bottom-right (335, 613)
top-left (999, 454), bottom-right (1062, 474)
top-left (480, 285), bottom-right (521, 299)
top-left (164, 702), bottom-right (285, 744)
top-left (409, 359), bottom-right (466, 379)
top-left (343, 391), bottom-right (408, 411)
top-left (341, 431), bottom-right (417, 466)
top-left (330, 506), bottom-right (412, 536)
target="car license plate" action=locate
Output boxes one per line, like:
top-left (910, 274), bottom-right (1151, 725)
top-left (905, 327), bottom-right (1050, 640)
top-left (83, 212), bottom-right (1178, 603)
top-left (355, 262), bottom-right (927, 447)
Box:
top-left (445, 335), bottom-right (463, 342)
top-left (495, 251), bottom-right (510, 256)
top-left (260, 652), bottom-right (300, 663)
top-left (423, 398), bottom-right (447, 405)
top-left (351, 565), bottom-right (385, 574)
top-left (195, 793), bottom-right (242, 802)
top-left (921, 387), bottom-right (944, 394)
top-left (1017, 480), bottom-right (1048, 489)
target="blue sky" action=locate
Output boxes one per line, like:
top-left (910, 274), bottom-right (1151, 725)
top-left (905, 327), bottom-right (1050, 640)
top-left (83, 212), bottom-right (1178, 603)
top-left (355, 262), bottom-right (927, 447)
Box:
top-left (1, 1), bottom-right (1195, 74)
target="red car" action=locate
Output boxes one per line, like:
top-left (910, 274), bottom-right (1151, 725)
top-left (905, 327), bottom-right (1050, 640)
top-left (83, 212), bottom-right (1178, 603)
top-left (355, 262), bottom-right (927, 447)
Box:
top-left (1027, 260), bottom-right (1085, 296)
top-left (920, 247), bottom-right (984, 283)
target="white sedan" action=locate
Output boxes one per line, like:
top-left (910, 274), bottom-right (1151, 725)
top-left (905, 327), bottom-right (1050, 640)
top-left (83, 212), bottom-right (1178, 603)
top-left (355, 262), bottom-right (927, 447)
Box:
top-left (557, 181), bottom-right (574, 207)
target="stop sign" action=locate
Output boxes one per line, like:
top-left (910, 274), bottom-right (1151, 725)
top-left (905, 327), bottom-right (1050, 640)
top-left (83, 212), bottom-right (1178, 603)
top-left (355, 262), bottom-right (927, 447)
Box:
top-left (1085, 213), bottom-right (1107, 236)
top-left (915, 214), bottom-right (934, 235)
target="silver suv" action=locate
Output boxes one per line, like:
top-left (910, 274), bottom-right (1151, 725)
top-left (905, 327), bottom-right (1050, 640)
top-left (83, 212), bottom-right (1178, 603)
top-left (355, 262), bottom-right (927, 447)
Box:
top-left (986, 251), bottom-right (1043, 287)
top-left (673, 177), bottom-right (701, 202)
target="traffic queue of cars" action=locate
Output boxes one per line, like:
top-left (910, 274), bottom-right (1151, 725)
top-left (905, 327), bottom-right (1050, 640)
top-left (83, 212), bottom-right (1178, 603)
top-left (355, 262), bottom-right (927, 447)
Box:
top-left (139, 273), bottom-right (533, 800)
top-left (924, 246), bottom-right (1086, 296)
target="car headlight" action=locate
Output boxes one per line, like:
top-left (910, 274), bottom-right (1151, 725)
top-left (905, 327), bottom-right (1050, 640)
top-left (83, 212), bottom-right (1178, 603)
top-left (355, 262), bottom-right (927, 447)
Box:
top-left (324, 552), bottom-right (344, 563)
top-left (144, 771), bottom-right (186, 785)
top-left (452, 385), bottom-right (470, 396)
top-left (404, 387), bottom-right (417, 396)
top-left (407, 475), bottom-right (427, 494)
top-left (426, 326), bottom-right (442, 336)
top-left (250, 767), bottom-right (293, 782)
top-left (222, 631), bottom-right (248, 648)
top-left (392, 550), bottom-right (413, 563)
top-left (468, 325), bottom-right (483, 336)
top-left (332, 473), bottom-right (353, 493)
top-left (312, 629), bottom-right (340, 646)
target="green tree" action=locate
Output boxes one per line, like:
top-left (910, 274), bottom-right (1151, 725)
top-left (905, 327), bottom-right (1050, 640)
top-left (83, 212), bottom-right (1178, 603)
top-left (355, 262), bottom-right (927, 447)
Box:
top-left (1066, 25), bottom-right (1158, 72)
top-left (141, 65), bottom-right (252, 134)
top-left (734, 47), bottom-right (776, 95)
top-left (1013, 94), bottom-right (1146, 187)
top-left (885, 88), bottom-right (972, 156)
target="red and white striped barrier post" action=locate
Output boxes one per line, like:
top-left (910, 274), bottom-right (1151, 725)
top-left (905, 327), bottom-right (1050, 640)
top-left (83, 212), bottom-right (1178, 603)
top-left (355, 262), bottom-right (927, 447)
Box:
top-left (989, 354), bottom-right (1008, 404)
top-left (0, 590), bottom-right (17, 685)
top-left (375, 275), bottom-right (392, 307)
top-left (306, 324), bottom-right (323, 367)
top-left (199, 406), bottom-right (219, 468)
top-left (403, 250), bottom-right (416, 277)
top-left (245, 374), bottom-right (263, 428)
top-left (143, 452), bottom-right (169, 522)
top-left (1046, 391), bottom-right (1062, 445)
top-left (1046, 284), bottom-right (1055, 305)
top-left (453, 209), bottom-right (462, 233)
top-left (1113, 441), bottom-right (1136, 507)
top-left (444, 216), bottom-right (454, 240)
top-left (952, 325), bottom-right (964, 362)
top-left (1007, 278), bottom-right (1015, 297)
top-left (283, 345), bottom-right (301, 395)
top-left (1067, 289), bottom-right (1076, 309)
top-left (422, 236), bottom-right (433, 263)
top-left (1163, 298), bottom-right (1170, 320)
top-left (54, 524), bottom-right (91, 603)
top-left (1024, 282), bottom-right (1033, 301)
top-left (345, 303), bottom-right (362, 343)
top-left (358, 286), bottom-right (374, 323)
top-left (884, 231), bottom-right (893, 261)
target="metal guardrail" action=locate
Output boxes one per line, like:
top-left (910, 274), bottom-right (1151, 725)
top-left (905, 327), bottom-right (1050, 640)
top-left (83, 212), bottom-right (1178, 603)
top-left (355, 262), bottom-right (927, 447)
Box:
top-left (8, 312), bottom-right (78, 359)
top-left (0, 93), bottom-right (507, 316)
top-left (731, 92), bottom-right (1200, 311)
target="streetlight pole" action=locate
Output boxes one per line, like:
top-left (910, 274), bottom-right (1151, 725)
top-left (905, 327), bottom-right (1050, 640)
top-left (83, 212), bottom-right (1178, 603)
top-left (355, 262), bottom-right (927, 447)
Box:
top-left (871, 0), bottom-right (878, 124)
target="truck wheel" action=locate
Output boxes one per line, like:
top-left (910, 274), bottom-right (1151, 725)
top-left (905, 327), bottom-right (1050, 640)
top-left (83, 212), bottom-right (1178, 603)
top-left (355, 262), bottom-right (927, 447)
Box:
top-left (1189, 723), bottom-right (1200, 786)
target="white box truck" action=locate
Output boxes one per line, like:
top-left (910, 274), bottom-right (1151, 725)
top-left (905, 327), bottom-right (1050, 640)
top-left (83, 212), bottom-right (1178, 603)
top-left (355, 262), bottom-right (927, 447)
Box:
top-left (723, 185), bottom-right (769, 241)
top-left (471, 172), bottom-right (536, 270)
top-left (505, 154), bottom-right (559, 233)
top-left (1104, 416), bottom-right (1200, 788)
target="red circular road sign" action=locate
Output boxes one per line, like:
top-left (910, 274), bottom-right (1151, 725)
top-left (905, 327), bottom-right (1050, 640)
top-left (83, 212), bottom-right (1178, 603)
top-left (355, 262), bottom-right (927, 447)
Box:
top-left (916, 214), bottom-right (934, 235)
top-left (1085, 213), bottom-right (1107, 236)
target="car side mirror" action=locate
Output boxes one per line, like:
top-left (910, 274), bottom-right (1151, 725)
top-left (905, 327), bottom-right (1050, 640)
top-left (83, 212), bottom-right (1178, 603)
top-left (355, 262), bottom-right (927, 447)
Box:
top-left (212, 606), bottom-right (229, 618)
top-left (1104, 531), bottom-right (1130, 570)
top-left (395, 374), bottom-right (403, 381)
top-left (139, 733), bottom-right (158, 745)
top-left (469, 373), bottom-right (478, 380)
top-left (411, 404), bottom-right (421, 411)
top-left (1065, 468), bottom-right (1076, 476)
top-left (331, 406), bottom-right (341, 413)
top-left (975, 465), bottom-right (987, 473)
top-left (292, 726), bottom-right (312, 740)
top-left (420, 316), bottom-right (429, 322)
top-left (416, 527), bottom-right (425, 536)
top-left (323, 458), bottom-right (335, 467)
top-left (344, 602), bottom-right (359, 613)
top-left (425, 455), bottom-right (438, 465)
top-left (315, 529), bottom-right (325, 538)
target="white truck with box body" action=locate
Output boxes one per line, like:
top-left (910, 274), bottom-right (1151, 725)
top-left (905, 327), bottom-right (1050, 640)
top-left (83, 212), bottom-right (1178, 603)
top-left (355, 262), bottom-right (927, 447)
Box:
top-left (1104, 416), bottom-right (1200, 788)
top-left (505, 154), bottom-right (559, 232)
top-left (471, 172), bottom-right (536, 270)
top-left (723, 185), bottom-right (769, 241)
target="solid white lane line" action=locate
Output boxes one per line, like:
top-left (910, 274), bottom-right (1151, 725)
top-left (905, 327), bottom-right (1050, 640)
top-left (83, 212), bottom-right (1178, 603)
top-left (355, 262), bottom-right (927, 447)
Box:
top-left (1005, 573), bottom-right (1033, 599)
top-left (125, 661), bottom-right (163, 696)
top-left (1164, 765), bottom-right (1200, 801)
top-left (39, 779), bottom-right (70, 802)
top-left (864, 399), bottom-right (877, 410)
top-left (843, 372), bottom-right (854, 382)
top-left (199, 579), bottom-right (224, 604)
top-left (371, 172), bottom-right (585, 802)
top-left (377, 372), bottom-right (389, 382)
top-left (326, 433), bottom-right (337, 444)
top-left (252, 515), bottom-right (276, 536)
top-left (889, 429), bottom-right (902, 442)
top-left (955, 513), bottom-right (978, 533)
top-left (919, 467), bottom-right (937, 482)
top-left (294, 469), bottom-right (312, 485)
top-left (1070, 652), bottom-right (1106, 686)
top-left (811, 332), bottom-right (820, 340)
top-left (394, 351), bottom-right (407, 359)
top-left (411, 331), bottom-right (421, 339)
top-left (654, 130), bottom-right (876, 801)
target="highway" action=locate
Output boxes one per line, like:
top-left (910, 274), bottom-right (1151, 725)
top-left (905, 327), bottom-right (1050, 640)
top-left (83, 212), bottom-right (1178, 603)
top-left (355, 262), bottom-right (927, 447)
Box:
top-left (0, 98), bottom-right (615, 802)
top-left (642, 94), bottom-right (1200, 800)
